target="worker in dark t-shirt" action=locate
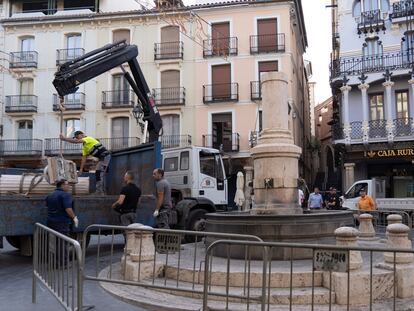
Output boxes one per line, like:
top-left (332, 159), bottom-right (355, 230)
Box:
top-left (112, 171), bottom-right (141, 226)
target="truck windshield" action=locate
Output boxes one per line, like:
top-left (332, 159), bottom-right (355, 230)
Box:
top-left (199, 151), bottom-right (224, 180)
top-left (345, 182), bottom-right (368, 199)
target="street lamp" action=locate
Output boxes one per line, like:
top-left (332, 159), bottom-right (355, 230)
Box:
top-left (132, 104), bottom-right (146, 133)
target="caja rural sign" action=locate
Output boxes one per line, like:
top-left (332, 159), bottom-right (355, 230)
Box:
top-left (364, 148), bottom-right (414, 158)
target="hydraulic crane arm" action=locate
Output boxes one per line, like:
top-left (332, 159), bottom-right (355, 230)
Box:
top-left (52, 40), bottom-right (162, 142)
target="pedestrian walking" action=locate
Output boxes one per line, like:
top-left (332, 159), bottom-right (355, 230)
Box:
top-left (357, 188), bottom-right (376, 211)
top-left (112, 171), bottom-right (141, 226)
top-left (152, 168), bottom-right (172, 229)
top-left (307, 187), bottom-right (324, 210)
top-left (60, 130), bottom-right (111, 194)
top-left (325, 187), bottom-right (341, 210)
top-left (46, 179), bottom-right (78, 235)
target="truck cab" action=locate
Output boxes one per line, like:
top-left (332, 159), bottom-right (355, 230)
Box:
top-left (161, 146), bottom-right (228, 233)
top-left (341, 178), bottom-right (385, 210)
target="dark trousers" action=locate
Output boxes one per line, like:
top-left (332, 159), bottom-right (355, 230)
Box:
top-left (47, 220), bottom-right (70, 266)
top-left (155, 207), bottom-right (170, 229)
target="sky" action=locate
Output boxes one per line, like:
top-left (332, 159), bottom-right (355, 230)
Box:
top-left (181, 0), bottom-right (333, 105)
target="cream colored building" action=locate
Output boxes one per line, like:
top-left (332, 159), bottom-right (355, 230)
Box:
top-left (0, 0), bottom-right (311, 184)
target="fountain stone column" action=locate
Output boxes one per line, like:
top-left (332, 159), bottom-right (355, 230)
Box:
top-left (251, 71), bottom-right (302, 215)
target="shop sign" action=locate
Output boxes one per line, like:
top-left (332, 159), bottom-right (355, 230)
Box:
top-left (365, 148), bottom-right (414, 158)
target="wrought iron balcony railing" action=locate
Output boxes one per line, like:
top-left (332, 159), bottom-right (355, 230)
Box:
top-left (390, 1), bottom-right (414, 19)
top-left (250, 33), bottom-right (285, 54)
top-left (56, 48), bottom-right (85, 66)
top-left (10, 51), bottom-right (38, 68)
top-left (331, 124), bottom-right (344, 140)
top-left (203, 83), bottom-right (239, 103)
top-left (358, 9), bottom-right (385, 33)
top-left (5, 95), bottom-right (37, 113)
top-left (250, 81), bottom-right (261, 100)
top-left (44, 137), bottom-right (141, 155)
top-left (203, 37), bottom-right (238, 57)
top-left (330, 50), bottom-right (414, 79)
top-left (202, 133), bottom-right (240, 152)
top-left (154, 41), bottom-right (183, 60)
top-left (53, 93), bottom-right (85, 111)
top-left (160, 135), bottom-right (192, 149)
top-left (350, 121), bottom-right (363, 140)
top-left (102, 90), bottom-right (135, 108)
top-left (0, 139), bottom-right (42, 156)
top-left (153, 87), bottom-right (185, 106)
top-left (394, 117), bottom-right (413, 137)
top-left (10, 6), bottom-right (97, 17)
top-left (368, 119), bottom-right (387, 139)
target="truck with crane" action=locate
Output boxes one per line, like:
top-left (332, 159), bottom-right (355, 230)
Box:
top-left (0, 41), bottom-right (229, 253)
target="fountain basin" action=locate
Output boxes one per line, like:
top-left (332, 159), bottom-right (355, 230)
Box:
top-left (205, 210), bottom-right (355, 260)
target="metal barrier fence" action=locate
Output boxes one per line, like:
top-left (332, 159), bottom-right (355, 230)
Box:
top-left (203, 239), bottom-right (414, 311)
top-left (81, 224), bottom-right (262, 300)
top-left (32, 223), bottom-right (83, 311)
top-left (354, 210), bottom-right (413, 234)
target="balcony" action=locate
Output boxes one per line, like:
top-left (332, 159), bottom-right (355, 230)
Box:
top-left (102, 90), bottom-right (135, 109)
top-left (53, 93), bottom-right (85, 111)
top-left (203, 83), bottom-right (239, 103)
top-left (154, 41), bottom-right (183, 60)
top-left (330, 50), bottom-right (414, 79)
top-left (0, 139), bottom-right (42, 156)
top-left (44, 138), bottom-right (82, 156)
top-left (333, 118), bottom-right (414, 144)
top-left (202, 133), bottom-right (240, 152)
top-left (390, 1), bottom-right (414, 20)
top-left (153, 87), bottom-right (185, 106)
top-left (203, 37), bottom-right (238, 58)
top-left (9, 51), bottom-right (38, 69)
top-left (9, 4), bottom-right (98, 17)
top-left (44, 137), bottom-right (141, 155)
top-left (98, 137), bottom-right (141, 151)
top-left (160, 135), bottom-right (192, 149)
top-left (56, 48), bottom-right (85, 66)
top-left (250, 33), bottom-right (285, 54)
top-left (358, 10), bottom-right (385, 34)
top-left (250, 81), bottom-right (261, 100)
top-left (5, 95), bottom-right (37, 113)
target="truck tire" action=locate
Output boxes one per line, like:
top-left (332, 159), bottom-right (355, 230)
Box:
top-left (185, 209), bottom-right (207, 243)
top-left (6, 236), bottom-right (21, 249)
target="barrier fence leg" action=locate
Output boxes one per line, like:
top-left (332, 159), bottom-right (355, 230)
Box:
top-left (32, 227), bottom-right (38, 304)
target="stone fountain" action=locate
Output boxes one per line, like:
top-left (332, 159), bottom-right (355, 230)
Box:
top-left (205, 72), bottom-right (354, 259)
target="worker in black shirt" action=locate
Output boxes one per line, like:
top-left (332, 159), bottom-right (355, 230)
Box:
top-left (325, 187), bottom-right (341, 210)
top-left (112, 171), bottom-right (141, 226)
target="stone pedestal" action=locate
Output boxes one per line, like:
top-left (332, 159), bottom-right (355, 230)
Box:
top-left (251, 72), bottom-right (302, 215)
top-left (122, 223), bottom-right (161, 281)
top-left (358, 213), bottom-right (376, 240)
top-left (384, 224), bottom-right (414, 264)
top-left (334, 227), bottom-right (362, 270)
top-left (387, 214), bottom-right (402, 225)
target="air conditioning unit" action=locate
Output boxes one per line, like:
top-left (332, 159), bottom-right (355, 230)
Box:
top-left (44, 156), bottom-right (78, 185)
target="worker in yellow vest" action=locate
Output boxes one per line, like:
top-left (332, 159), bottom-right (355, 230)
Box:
top-left (60, 131), bottom-right (111, 194)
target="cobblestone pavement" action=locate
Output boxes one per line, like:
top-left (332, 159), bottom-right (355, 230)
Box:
top-left (0, 235), bottom-right (148, 311)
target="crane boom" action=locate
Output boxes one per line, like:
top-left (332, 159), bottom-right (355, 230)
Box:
top-left (52, 40), bottom-right (162, 142)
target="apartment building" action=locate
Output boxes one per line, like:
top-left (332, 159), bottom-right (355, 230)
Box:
top-left (0, 0), bottom-right (311, 186)
top-left (330, 0), bottom-right (414, 196)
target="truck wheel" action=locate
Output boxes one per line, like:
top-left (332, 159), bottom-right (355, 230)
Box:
top-left (185, 209), bottom-right (207, 243)
top-left (6, 236), bottom-right (21, 249)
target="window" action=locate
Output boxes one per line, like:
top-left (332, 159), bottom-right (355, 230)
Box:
top-left (111, 117), bottom-right (129, 149)
top-left (395, 90), bottom-right (409, 119)
top-left (64, 0), bottom-right (95, 10)
top-left (212, 22), bottom-right (230, 56)
top-left (352, 0), bottom-right (389, 14)
top-left (162, 114), bottom-right (180, 137)
top-left (212, 64), bottom-right (231, 100)
top-left (22, 1), bottom-right (48, 14)
top-left (369, 93), bottom-right (384, 120)
top-left (363, 38), bottom-right (382, 57)
top-left (199, 151), bottom-right (224, 180)
top-left (20, 37), bottom-right (34, 52)
top-left (19, 79), bottom-right (33, 95)
top-left (402, 31), bottom-right (414, 63)
top-left (257, 18), bottom-right (278, 53)
top-left (113, 29), bottom-right (130, 44)
top-left (258, 61), bottom-right (278, 81)
top-left (180, 151), bottom-right (189, 170)
top-left (66, 34), bottom-right (82, 60)
top-left (112, 74), bottom-right (130, 104)
top-left (164, 157), bottom-right (178, 172)
top-left (64, 119), bottom-right (80, 138)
